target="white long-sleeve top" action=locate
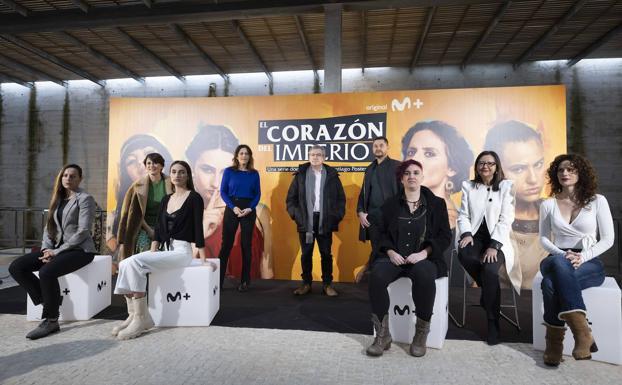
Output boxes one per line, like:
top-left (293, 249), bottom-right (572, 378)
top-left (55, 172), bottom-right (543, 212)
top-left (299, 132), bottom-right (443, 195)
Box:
top-left (539, 194), bottom-right (614, 263)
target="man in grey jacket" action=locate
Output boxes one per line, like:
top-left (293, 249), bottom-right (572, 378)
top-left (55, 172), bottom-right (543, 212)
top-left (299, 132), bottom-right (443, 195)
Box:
top-left (286, 145), bottom-right (345, 296)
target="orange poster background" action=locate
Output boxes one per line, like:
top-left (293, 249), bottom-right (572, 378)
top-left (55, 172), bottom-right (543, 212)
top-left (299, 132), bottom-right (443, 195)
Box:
top-left (107, 85), bottom-right (566, 283)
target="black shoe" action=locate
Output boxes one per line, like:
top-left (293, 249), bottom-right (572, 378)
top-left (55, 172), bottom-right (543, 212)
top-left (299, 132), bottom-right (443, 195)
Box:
top-left (486, 319), bottom-right (500, 346)
top-left (26, 319), bottom-right (60, 340)
top-left (237, 282), bottom-right (249, 292)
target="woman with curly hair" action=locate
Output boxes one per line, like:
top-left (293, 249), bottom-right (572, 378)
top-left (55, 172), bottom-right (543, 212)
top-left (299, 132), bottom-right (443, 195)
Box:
top-left (538, 154), bottom-right (614, 366)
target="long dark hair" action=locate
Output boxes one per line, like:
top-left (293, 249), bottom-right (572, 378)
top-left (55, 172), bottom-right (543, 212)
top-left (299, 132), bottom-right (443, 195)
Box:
top-left (401, 120), bottom-right (473, 194)
top-left (232, 144), bottom-right (255, 171)
top-left (170, 160), bottom-right (195, 192)
top-left (547, 154), bottom-right (597, 208)
top-left (46, 164), bottom-right (83, 241)
top-left (472, 151), bottom-right (505, 191)
top-left (185, 124), bottom-right (239, 165)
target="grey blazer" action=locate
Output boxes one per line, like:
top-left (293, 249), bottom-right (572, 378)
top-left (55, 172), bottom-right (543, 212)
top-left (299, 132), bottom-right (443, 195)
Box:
top-left (42, 189), bottom-right (96, 254)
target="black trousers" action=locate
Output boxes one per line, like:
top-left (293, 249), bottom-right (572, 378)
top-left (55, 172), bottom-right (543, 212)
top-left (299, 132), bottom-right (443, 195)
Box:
top-left (458, 240), bottom-right (505, 320)
top-left (9, 249), bottom-right (95, 319)
top-left (366, 222), bottom-right (383, 265)
top-left (369, 258), bottom-right (437, 322)
top-left (299, 212), bottom-right (333, 284)
top-left (218, 198), bottom-right (257, 285)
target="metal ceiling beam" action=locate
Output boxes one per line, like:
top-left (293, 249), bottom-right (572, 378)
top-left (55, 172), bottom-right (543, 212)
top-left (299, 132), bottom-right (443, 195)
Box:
top-left (171, 23), bottom-right (227, 80)
top-left (438, 4), bottom-right (469, 64)
top-left (294, 15), bottom-right (318, 80)
top-left (567, 22), bottom-right (622, 67)
top-left (514, 0), bottom-right (588, 67)
top-left (0, 70), bottom-right (34, 88)
top-left (231, 20), bottom-right (272, 83)
top-left (70, 0), bottom-right (91, 13)
top-left (0, 52), bottom-right (66, 86)
top-left (0, 0), bottom-right (29, 17)
top-left (461, 1), bottom-right (511, 68)
top-left (0, 35), bottom-right (105, 86)
top-left (116, 27), bottom-right (184, 82)
top-left (59, 31), bottom-right (144, 83)
top-left (0, 0), bottom-right (531, 35)
top-left (409, 6), bottom-right (436, 72)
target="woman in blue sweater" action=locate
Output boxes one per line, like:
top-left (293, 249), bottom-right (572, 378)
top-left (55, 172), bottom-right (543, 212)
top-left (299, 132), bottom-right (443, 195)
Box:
top-left (218, 144), bottom-right (261, 292)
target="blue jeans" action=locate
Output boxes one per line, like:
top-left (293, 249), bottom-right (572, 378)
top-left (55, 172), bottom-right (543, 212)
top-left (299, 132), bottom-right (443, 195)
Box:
top-left (540, 254), bottom-right (605, 326)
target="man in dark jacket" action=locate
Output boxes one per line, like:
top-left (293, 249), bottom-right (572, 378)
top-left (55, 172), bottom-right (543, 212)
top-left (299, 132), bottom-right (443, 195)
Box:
top-left (286, 145), bottom-right (346, 296)
top-left (356, 136), bottom-right (401, 281)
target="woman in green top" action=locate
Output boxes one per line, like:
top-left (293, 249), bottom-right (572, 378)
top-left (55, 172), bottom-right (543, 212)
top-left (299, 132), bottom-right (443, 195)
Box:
top-left (117, 153), bottom-right (173, 261)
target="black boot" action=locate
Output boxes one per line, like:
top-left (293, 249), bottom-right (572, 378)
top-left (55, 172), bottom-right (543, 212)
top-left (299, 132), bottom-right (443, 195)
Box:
top-left (487, 318), bottom-right (500, 346)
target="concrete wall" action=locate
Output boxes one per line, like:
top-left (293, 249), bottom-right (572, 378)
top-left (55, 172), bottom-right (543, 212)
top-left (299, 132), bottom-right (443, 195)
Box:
top-left (1, 59), bottom-right (621, 264)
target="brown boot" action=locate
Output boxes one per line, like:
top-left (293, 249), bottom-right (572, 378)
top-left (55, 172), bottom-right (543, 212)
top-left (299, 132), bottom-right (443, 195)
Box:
top-left (543, 323), bottom-right (566, 366)
top-left (560, 311), bottom-right (598, 360)
top-left (366, 314), bottom-right (392, 356)
top-left (410, 318), bottom-right (431, 357)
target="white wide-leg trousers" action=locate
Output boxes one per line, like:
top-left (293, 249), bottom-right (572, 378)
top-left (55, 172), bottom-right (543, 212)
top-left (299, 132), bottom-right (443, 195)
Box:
top-left (114, 240), bottom-right (193, 294)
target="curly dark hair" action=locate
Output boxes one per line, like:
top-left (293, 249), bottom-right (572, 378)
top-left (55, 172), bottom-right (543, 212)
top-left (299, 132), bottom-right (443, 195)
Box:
top-left (546, 154), bottom-right (597, 207)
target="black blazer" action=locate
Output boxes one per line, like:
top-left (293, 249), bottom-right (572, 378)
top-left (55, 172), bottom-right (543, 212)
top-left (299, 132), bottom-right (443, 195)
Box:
top-left (377, 186), bottom-right (451, 277)
top-left (285, 162), bottom-right (346, 234)
top-left (356, 156), bottom-right (401, 242)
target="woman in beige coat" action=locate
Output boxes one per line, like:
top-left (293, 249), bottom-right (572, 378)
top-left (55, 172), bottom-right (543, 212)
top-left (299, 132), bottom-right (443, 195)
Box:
top-left (116, 153), bottom-right (172, 261)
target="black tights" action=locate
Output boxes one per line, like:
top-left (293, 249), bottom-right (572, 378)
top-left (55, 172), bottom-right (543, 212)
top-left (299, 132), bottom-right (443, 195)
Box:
top-left (458, 241), bottom-right (505, 320)
top-left (369, 258), bottom-right (437, 321)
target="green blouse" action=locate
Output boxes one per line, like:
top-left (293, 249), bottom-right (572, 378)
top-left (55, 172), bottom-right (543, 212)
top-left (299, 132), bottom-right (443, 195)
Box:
top-left (144, 179), bottom-right (166, 227)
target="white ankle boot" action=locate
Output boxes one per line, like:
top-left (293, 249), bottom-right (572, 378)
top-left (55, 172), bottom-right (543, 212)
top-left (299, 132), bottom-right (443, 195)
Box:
top-left (117, 296), bottom-right (155, 340)
top-left (111, 296), bottom-right (135, 337)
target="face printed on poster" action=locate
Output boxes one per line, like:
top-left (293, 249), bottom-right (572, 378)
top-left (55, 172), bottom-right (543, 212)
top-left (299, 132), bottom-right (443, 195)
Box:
top-left (107, 86), bottom-right (566, 285)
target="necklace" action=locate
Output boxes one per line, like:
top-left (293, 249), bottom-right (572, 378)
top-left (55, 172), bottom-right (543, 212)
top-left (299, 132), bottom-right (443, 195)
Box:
top-left (406, 198), bottom-right (420, 204)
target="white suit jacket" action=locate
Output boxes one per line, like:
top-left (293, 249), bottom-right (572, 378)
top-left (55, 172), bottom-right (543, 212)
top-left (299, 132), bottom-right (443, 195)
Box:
top-left (457, 179), bottom-right (520, 292)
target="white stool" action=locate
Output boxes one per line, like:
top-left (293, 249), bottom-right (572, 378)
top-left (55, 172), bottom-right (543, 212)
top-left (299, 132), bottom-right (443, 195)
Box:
top-left (532, 272), bottom-right (622, 365)
top-left (148, 258), bottom-right (220, 327)
top-left (27, 255), bottom-right (112, 321)
top-left (387, 277), bottom-right (448, 349)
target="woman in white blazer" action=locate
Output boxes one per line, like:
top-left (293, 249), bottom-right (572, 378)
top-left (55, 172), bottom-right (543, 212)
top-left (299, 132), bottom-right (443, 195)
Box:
top-left (9, 164), bottom-right (96, 340)
top-left (457, 151), bottom-right (516, 345)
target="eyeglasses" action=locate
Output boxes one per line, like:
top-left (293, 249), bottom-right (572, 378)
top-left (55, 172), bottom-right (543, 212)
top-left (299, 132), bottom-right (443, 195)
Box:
top-left (477, 161), bottom-right (496, 168)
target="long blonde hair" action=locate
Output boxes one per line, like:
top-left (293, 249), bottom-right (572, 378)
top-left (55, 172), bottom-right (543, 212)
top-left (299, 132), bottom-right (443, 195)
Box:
top-left (46, 164), bottom-right (82, 241)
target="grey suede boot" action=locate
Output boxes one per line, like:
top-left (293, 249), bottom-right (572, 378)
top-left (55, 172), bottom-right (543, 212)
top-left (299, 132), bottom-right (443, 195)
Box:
top-left (409, 318), bottom-right (431, 357)
top-left (366, 314), bottom-right (392, 357)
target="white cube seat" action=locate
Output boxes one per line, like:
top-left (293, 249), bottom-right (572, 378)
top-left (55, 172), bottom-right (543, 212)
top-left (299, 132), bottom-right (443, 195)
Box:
top-left (387, 277), bottom-right (448, 349)
top-left (27, 255), bottom-right (112, 321)
top-left (148, 258), bottom-right (220, 327)
top-left (532, 272), bottom-right (622, 365)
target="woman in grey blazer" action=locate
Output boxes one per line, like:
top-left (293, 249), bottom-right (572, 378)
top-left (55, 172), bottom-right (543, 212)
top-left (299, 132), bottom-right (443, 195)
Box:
top-left (9, 164), bottom-right (96, 340)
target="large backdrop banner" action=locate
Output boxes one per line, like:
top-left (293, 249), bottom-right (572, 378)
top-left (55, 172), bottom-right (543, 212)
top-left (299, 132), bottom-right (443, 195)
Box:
top-left (107, 85), bottom-right (566, 286)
